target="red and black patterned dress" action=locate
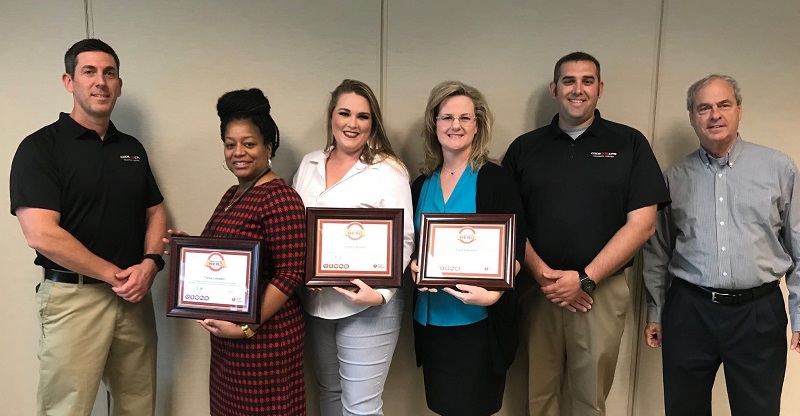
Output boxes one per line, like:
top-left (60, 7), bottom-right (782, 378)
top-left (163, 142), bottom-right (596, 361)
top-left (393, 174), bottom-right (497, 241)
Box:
top-left (201, 178), bottom-right (307, 416)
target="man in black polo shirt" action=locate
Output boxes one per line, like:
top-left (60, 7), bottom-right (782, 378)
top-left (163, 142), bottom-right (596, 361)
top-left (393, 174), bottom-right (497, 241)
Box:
top-left (9, 39), bottom-right (166, 416)
top-left (503, 51), bottom-right (670, 416)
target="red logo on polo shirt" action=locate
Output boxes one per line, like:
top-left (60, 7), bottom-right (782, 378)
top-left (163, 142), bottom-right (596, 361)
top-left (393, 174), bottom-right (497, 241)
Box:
top-left (590, 151), bottom-right (617, 158)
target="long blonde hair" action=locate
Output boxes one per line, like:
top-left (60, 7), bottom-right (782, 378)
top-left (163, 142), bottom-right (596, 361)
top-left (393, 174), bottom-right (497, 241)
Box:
top-left (324, 79), bottom-right (405, 169)
top-left (420, 81), bottom-right (494, 176)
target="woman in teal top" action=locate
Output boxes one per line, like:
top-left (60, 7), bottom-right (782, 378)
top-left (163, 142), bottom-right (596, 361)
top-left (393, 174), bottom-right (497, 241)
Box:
top-left (410, 81), bottom-right (526, 416)
top-left (413, 166), bottom-right (488, 327)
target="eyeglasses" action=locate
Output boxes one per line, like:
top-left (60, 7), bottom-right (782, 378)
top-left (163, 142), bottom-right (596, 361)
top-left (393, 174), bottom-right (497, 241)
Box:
top-left (436, 114), bottom-right (477, 125)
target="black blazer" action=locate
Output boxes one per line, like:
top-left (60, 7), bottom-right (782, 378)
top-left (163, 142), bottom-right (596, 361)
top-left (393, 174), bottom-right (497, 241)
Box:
top-left (411, 161), bottom-right (527, 371)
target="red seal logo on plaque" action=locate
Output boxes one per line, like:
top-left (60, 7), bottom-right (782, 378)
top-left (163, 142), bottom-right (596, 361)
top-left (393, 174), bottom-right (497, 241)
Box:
top-left (344, 222), bottom-right (366, 240)
top-left (205, 252), bottom-right (227, 272)
top-left (457, 227), bottom-right (477, 244)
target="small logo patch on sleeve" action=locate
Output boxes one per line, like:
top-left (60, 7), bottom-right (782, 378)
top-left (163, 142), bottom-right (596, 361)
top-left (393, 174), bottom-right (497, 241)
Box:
top-left (119, 155), bottom-right (141, 162)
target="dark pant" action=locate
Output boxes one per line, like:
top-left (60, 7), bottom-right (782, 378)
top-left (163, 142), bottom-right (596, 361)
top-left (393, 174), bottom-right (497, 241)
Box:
top-left (417, 319), bottom-right (506, 416)
top-left (662, 279), bottom-right (787, 416)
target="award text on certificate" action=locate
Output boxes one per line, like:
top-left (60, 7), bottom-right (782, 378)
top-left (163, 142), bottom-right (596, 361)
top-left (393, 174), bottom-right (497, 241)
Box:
top-left (315, 219), bottom-right (392, 277)
top-left (178, 248), bottom-right (253, 311)
top-left (424, 224), bottom-right (506, 279)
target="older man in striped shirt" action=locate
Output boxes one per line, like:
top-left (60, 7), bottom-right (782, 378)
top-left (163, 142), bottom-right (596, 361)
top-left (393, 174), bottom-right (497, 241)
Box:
top-left (643, 74), bottom-right (800, 416)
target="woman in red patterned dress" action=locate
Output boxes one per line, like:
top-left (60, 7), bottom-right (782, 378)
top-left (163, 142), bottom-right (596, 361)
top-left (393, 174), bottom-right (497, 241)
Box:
top-left (173, 88), bottom-right (307, 415)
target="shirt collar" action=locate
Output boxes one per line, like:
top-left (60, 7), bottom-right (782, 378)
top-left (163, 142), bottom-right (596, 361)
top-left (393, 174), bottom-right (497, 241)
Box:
top-left (548, 109), bottom-right (604, 140)
top-left (697, 135), bottom-right (742, 168)
top-left (309, 148), bottom-right (377, 182)
top-left (312, 148), bottom-right (376, 169)
top-left (57, 112), bottom-right (119, 141)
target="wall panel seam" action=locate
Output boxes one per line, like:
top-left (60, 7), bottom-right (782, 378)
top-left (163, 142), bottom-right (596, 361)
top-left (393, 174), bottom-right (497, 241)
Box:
top-left (630, 0), bottom-right (668, 414)
top-left (379, 0), bottom-right (388, 110)
top-left (84, 0), bottom-right (94, 38)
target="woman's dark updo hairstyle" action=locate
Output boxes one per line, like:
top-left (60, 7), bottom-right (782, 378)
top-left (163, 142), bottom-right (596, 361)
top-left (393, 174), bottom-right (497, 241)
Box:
top-left (216, 88), bottom-right (280, 156)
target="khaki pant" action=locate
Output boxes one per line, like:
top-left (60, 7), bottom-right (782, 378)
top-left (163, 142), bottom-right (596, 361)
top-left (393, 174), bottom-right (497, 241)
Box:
top-left (35, 278), bottom-right (157, 416)
top-left (521, 270), bottom-right (629, 416)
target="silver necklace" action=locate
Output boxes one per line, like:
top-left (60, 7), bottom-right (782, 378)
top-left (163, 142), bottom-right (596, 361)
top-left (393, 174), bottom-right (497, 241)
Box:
top-left (442, 161), bottom-right (468, 175)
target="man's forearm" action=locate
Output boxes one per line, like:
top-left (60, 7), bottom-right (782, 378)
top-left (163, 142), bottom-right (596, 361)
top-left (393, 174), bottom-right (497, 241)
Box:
top-left (143, 203), bottom-right (167, 256)
top-left (524, 240), bottom-right (552, 286)
top-left (585, 205), bottom-right (656, 283)
top-left (16, 207), bottom-right (121, 283)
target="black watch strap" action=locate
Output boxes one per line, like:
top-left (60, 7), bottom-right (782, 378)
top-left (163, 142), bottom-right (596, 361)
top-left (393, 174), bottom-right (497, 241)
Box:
top-left (579, 270), bottom-right (596, 293)
top-left (143, 253), bottom-right (165, 272)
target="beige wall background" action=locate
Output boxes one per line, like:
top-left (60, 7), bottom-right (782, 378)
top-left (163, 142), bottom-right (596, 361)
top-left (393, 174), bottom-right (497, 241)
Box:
top-left (1, 0), bottom-right (798, 415)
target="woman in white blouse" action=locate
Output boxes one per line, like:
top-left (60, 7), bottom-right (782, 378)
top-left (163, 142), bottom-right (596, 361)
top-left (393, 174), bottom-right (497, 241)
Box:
top-left (293, 79), bottom-right (414, 416)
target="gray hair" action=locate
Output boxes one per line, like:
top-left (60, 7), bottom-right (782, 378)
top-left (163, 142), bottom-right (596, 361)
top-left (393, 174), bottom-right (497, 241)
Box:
top-left (686, 74), bottom-right (742, 112)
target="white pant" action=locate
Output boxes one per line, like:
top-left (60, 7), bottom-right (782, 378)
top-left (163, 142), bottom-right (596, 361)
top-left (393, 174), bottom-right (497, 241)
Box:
top-left (306, 291), bottom-right (403, 416)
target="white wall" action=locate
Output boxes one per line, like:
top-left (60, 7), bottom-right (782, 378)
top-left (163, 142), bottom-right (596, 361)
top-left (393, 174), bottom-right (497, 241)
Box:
top-left (1, 1), bottom-right (797, 415)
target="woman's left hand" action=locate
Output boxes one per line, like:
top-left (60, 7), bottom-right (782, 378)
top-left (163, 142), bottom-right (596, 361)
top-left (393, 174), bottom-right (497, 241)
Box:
top-left (409, 260), bottom-right (438, 292)
top-left (443, 284), bottom-right (502, 306)
top-left (197, 319), bottom-right (252, 339)
top-left (332, 278), bottom-right (385, 306)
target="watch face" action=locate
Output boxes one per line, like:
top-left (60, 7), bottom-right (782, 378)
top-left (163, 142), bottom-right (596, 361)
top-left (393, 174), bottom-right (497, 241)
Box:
top-left (581, 278), bottom-right (596, 293)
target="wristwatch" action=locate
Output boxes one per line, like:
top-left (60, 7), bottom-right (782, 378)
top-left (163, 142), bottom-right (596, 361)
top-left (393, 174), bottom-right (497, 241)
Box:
top-left (240, 324), bottom-right (256, 338)
top-left (143, 253), bottom-right (165, 272)
top-left (578, 270), bottom-right (596, 294)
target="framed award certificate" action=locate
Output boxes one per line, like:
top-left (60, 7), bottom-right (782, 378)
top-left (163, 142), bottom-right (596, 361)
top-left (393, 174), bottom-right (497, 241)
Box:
top-left (306, 207), bottom-right (404, 287)
top-left (166, 236), bottom-right (262, 323)
top-left (417, 213), bottom-right (515, 290)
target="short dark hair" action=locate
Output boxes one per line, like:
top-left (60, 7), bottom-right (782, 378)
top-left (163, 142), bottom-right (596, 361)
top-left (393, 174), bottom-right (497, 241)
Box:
top-left (216, 88), bottom-right (280, 157)
top-left (64, 39), bottom-right (120, 78)
top-left (553, 51), bottom-right (601, 84)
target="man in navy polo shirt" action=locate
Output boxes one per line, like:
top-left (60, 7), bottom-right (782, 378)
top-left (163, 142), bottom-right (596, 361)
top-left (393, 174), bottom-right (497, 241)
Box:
top-left (10, 39), bottom-right (166, 416)
top-left (503, 51), bottom-right (670, 416)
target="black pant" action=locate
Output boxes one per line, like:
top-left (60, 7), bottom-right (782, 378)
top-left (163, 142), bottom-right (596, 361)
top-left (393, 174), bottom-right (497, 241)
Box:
top-left (416, 319), bottom-right (506, 416)
top-left (662, 279), bottom-right (788, 416)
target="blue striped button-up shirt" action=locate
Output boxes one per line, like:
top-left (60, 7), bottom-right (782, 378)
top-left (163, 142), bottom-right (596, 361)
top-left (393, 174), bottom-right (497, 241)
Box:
top-left (644, 137), bottom-right (800, 331)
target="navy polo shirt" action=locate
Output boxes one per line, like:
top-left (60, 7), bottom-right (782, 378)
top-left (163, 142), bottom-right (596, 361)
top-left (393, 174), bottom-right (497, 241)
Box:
top-left (10, 113), bottom-right (164, 270)
top-left (502, 110), bottom-right (670, 271)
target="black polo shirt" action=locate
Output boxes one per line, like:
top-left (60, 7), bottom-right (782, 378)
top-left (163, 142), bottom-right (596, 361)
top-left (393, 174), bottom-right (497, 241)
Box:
top-left (10, 113), bottom-right (164, 270)
top-left (502, 110), bottom-right (670, 271)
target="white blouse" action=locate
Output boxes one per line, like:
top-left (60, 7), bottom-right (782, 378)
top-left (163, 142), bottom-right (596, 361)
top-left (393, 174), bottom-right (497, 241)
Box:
top-left (292, 150), bottom-right (415, 319)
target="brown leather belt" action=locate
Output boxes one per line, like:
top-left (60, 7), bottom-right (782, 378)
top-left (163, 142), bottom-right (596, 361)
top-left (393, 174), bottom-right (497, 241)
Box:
top-left (44, 269), bottom-right (105, 285)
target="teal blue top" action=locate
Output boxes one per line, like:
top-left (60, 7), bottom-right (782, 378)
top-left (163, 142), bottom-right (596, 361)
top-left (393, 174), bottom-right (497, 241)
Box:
top-left (413, 167), bottom-right (488, 326)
